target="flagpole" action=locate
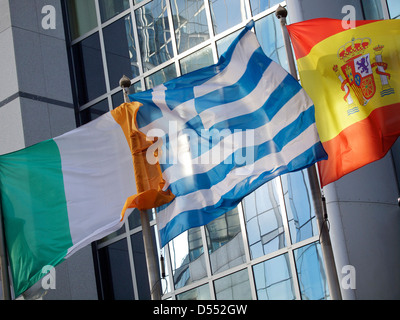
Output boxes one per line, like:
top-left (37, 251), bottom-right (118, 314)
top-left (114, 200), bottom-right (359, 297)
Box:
top-left (0, 199), bottom-right (12, 300)
top-left (275, 5), bottom-right (342, 300)
top-left (120, 76), bottom-right (162, 300)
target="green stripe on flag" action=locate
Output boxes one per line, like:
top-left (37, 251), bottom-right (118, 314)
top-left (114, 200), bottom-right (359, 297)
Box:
top-left (0, 139), bottom-right (73, 297)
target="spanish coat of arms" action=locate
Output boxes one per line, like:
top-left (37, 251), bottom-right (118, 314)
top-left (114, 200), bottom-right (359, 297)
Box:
top-left (333, 37), bottom-right (395, 115)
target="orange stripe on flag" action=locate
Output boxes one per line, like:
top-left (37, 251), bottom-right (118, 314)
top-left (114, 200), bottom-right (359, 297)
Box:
top-left (318, 103), bottom-right (400, 186)
top-left (111, 103), bottom-right (175, 218)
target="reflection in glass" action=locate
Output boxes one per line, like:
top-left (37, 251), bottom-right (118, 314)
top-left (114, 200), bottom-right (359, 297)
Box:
top-left (254, 13), bottom-right (288, 71)
top-left (176, 283), bottom-right (211, 300)
top-left (216, 28), bottom-right (242, 57)
top-left (281, 170), bottom-right (318, 244)
top-left (250, 0), bottom-right (282, 16)
top-left (214, 269), bottom-right (252, 300)
top-left (98, 239), bottom-right (135, 300)
top-left (145, 64), bottom-right (177, 89)
top-left (253, 253), bottom-right (295, 300)
top-left (209, 0), bottom-right (247, 35)
top-left (80, 99), bottom-right (109, 124)
top-left (103, 14), bottom-right (139, 90)
top-left (205, 208), bottom-right (246, 274)
top-left (135, 0), bottom-right (174, 72)
top-left (66, 0), bottom-right (97, 40)
top-left (171, 0), bottom-right (210, 53)
top-left (72, 33), bottom-right (107, 106)
top-left (179, 46), bottom-right (214, 75)
top-left (387, 0), bottom-right (400, 19)
top-left (169, 228), bottom-right (207, 289)
top-left (98, 0), bottom-right (130, 22)
top-left (243, 179), bottom-right (286, 259)
top-left (294, 242), bottom-right (330, 300)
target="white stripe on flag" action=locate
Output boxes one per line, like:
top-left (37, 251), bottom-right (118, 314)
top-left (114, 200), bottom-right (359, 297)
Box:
top-left (161, 88), bottom-right (313, 185)
top-left (157, 124), bottom-right (320, 230)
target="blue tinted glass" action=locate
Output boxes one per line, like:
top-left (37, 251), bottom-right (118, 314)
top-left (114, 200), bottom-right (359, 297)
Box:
top-left (294, 242), bottom-right (330, 300)
top-left (209, 0), bottom-right (246, 34)
top-left (214, 269), bottom-right (252, 300)
top-left (171, 0), bottom-right (210, 53)
top-left (281, 170), bottom-right (318, 244)
top-left (254, 13), bottom-right (288, 71)
top-left (250, 0), bottom-right (282, 16)
top-left (98, 239), bottom-right (135, 300)
top-left (243, 180), bottom-right (286, 259)
top-left (205, 208), bottom-right (246, 275)
top-left (80, 99), bottom-right (109, 124)
top-left (135, 0), bottom-right (173, 72)
top-left (72, 33), bottom-right (107, 106)
top-left (98, 0), bottom-right (130, 22)
top-left (169, 228), bottom-right (206, 289)
top-left (145, 64), bottom-right (177, 89)
top-left (177, 284), bottom-right (211, 300)
top-left (253, 253), bottom-right (295, 300)
top-left (180, 46), bottom-right (214, 75)
top-left (388, 0), bottom-right (400, 19)
top-left (103, 15), bottom-right (140, 90)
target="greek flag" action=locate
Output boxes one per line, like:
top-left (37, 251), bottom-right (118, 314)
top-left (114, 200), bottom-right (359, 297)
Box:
top-left (129, 21), bottom-right (327, 247)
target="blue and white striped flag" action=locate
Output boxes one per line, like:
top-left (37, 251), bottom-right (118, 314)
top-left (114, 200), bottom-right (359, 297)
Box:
top-left (129, 21), bottom-right (327, 247)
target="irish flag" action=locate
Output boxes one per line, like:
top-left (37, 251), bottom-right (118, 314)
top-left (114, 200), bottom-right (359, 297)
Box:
top-left (0, 103), bottom-right (173, 297)
top-left (287, 19), bottom-right (400, 186)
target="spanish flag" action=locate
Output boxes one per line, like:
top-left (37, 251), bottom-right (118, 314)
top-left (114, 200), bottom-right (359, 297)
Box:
top-left (287, 18), bottom-right (400, 186)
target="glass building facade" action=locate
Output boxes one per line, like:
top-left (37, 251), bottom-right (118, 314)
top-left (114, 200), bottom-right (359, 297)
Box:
top-left (62, 0), bottom-right (331, 300)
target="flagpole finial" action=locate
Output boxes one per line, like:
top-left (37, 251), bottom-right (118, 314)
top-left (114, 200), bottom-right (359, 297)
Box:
top-left (119, 75), bottom-right (131, 103)
top-left (119, 75), bottom-right (131, 89)
top-left (275, 5), bottom-right (287, 19)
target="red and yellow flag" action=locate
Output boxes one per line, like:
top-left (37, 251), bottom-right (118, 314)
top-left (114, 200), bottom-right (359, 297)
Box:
top-left (287, 18), bottom-right (400, 186)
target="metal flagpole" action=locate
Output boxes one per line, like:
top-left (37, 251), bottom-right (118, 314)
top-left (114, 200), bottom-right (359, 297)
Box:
top-left (120, 76), bottom-right (161, 300)
top-left (0, 198), bottom-right (12, 300)
top-left (275, 5), bottom-right (342, 300)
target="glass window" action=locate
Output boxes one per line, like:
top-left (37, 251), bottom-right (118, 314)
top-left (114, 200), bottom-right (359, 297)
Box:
top-left (145, 64), bottom-right (177, 89)
top-left (135, 0), bottom-right (174, 72)
top-left (254, 13), bottom-right (288, 71)
top-left (97, 223), bottom-right (126, 244)
top-left (209, 0), bottom-right (247, 35)
top-left (176, 283), bottom-right (211, 300)
top-left (387, 0), bottom-right (400, 19)
top-left (281, 170), bottom-right (318, 244)
top-left (72, 33), bottom-right (107, 106)
top-left (98, 239), bottom-right (135, 300)
top-left (131, 227), bottom-right (159, 300)
top-left (253, 253), bottom-right (295, 300)
top-left (169, 228), bottom-right (207, 289)
top-left (112, 81), bottom-right (143, 108)
top-left (171, 0), bottom-right (210, 54)
top-left (103, 14), bottom-right (140, 90)
top-left (179, 46), bottom-right (214, 75)
top-left (98, 0), bottom-right (130, 23)
top-left (243, 179), bottom-right (286, 259)
top-left (66, 0), bottom-right (98, 40)
top-left (214, 269), bottom-right (252, 300)
top-left (205, 208), bottom-right (246, 274)
top-left (80, 99), bottom-right (109, 124)
top-left (250, 0), bottom-right (282, 16)
top-left (216, 28), bottom-right (242, 57)
top-left (294, 242), bottom-right (330, 300)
